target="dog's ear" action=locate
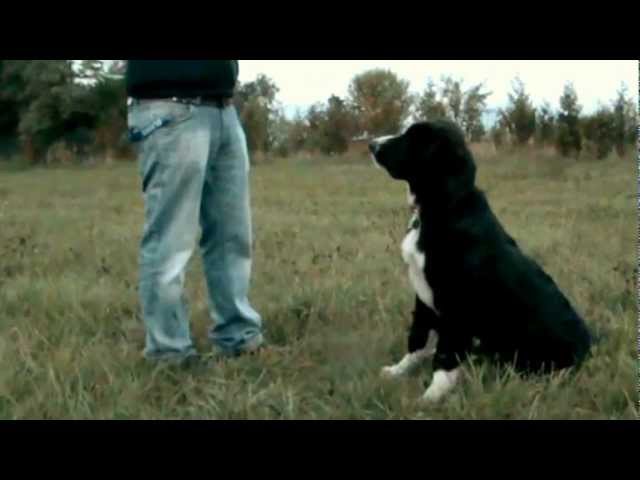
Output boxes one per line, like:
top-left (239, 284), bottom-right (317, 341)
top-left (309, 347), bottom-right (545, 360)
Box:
top-left (445, 155), bottom-right (476, 200)
top-left (408, 122), bottom-right (443, 170)
top-left (411, 123), bottom-right (477, 206)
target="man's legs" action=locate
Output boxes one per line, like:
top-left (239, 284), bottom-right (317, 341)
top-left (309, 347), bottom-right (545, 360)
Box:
top-left (200, 106), bottom-right (263, 356)
top-left (133, 101), bottom-right (212, 363)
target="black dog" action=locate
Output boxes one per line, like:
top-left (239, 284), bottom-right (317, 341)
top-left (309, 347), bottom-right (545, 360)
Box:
top-left (370, 120), bottom-right (592, 403)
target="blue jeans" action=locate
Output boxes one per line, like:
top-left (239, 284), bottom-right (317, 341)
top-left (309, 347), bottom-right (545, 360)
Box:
top-left (127, 99), bottom-right (263, 362)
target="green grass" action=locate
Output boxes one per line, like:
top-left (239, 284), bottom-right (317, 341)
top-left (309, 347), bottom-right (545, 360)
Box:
top-left (0, 147), bottom-right (637, 419)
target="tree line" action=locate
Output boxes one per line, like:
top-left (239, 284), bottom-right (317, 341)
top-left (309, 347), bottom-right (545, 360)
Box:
top-left (0, 60), bottom-right (636, 164)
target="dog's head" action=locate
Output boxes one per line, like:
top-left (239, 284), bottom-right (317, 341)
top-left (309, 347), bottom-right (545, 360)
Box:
top-left (369, 120), bottom-right (477, 206)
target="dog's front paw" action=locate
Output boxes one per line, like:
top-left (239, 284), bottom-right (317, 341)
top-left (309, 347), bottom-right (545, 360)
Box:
top-left (380, 352), bottom-right (427, 381)
top-left (380, 365), bottom-right (403, 380)
top-left (419, 388), bottom-right (445, 405)
top-left (418, 369), bottom-right (460, 405)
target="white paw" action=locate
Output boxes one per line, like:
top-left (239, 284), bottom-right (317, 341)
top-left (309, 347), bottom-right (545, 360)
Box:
top-left (380, 365), bottom-right (402, 380)
top-left (419, 388), bottom-right (445, 405)
top-left (418, 368), bottom-right (460, 405)
top-left (380, 351), bottom-right (431, 381)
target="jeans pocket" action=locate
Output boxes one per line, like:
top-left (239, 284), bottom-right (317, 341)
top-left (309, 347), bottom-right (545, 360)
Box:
top-left (128, 101), bottom-right (194, 143)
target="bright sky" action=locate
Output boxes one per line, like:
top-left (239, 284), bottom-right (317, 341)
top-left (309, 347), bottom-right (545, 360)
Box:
top-left (238, 60), bottom-right (638, 116)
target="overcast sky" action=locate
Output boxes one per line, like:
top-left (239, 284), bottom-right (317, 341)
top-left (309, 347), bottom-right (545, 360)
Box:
top-left (238, 60), bottom-right (638, 116)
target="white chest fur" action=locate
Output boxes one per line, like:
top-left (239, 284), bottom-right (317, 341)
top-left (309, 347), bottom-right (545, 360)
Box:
top-left (401, 224), bottom-right (436, 311)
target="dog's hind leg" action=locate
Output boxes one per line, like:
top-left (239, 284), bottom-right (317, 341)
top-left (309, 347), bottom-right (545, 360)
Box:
top-left (381, 297), bottom-right (439, 380)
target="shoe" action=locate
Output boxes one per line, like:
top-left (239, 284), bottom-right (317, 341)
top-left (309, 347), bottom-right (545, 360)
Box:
top-left (212, 334), bottom-right (266, 360)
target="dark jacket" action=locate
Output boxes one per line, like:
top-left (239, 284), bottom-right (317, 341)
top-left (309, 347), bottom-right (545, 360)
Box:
top-left (126, 60), bottom-right (239, 99)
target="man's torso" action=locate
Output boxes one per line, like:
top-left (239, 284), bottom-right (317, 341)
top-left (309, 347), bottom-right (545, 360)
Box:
top-left (126, 60), bottom-right (239, 100)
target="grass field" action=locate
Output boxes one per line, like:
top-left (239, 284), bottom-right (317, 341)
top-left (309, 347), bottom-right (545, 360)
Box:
top-left (0, 147), bottom-right (637, 419)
